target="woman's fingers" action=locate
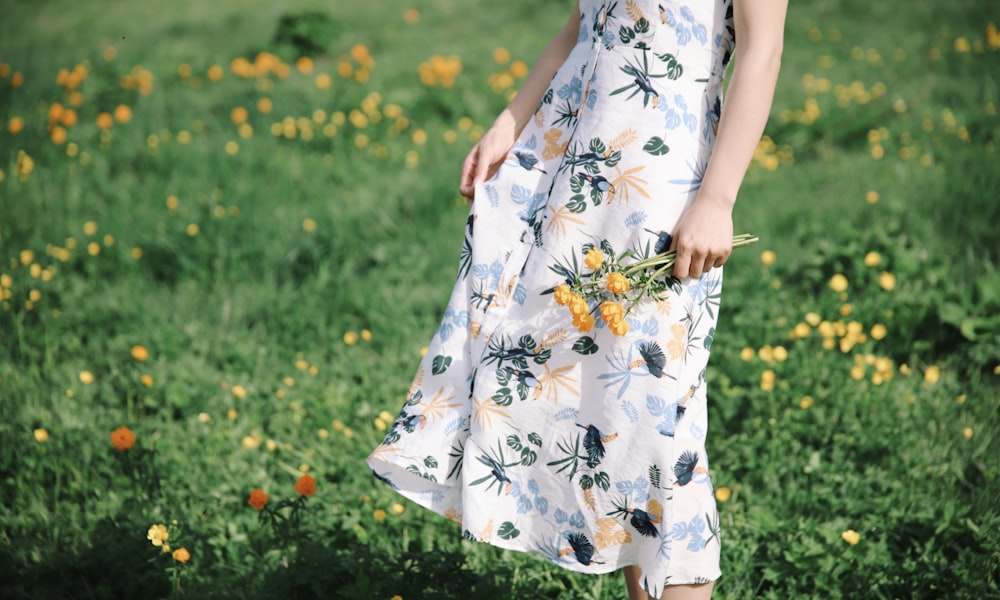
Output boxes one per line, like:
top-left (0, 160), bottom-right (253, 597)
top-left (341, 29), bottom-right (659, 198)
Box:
top-left (459, 144), bottom-right (480, 199)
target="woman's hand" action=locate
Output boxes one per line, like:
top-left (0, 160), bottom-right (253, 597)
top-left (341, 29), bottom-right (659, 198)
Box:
top-left (669, 195), bottom-right (735, 279)
top-left (459, 111), bottom-right (519, 201)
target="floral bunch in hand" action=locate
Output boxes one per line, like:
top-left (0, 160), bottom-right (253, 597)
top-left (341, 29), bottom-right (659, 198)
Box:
top-left (553, 233), bottom-right (758, 335)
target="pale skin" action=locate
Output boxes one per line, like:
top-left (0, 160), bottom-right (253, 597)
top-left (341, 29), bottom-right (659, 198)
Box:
top-left (459, 0), bottom-right (787, 597)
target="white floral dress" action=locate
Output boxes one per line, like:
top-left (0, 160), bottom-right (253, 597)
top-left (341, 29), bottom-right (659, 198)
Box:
top-left (368, 0), bottom-right (735, 594)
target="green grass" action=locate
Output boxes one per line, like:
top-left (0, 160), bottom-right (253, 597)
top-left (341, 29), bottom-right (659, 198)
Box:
top-left (1, 0), bottom-right (998, 598)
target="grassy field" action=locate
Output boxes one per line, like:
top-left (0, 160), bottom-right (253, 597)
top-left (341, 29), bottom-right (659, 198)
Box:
top-left (1, 0), bottom-right (998, 598)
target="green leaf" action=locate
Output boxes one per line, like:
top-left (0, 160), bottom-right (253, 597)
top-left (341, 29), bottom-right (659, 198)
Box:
top-left (527, 432), bottom-right (542, 447)
top-left (643, 137), bottom-right (670, 155)
top-left (572, 336), bottom-right (599, 355)
top-left (431, 355), bottom-right (452, 375)
top-left (506, 434), bottom-right (523, 451)
top-left (498, 521), bottom-right (521, 539)
top-left (520, 448), bottom-right (537, 466)
top-left (579, 474), bottom-right (594, 489)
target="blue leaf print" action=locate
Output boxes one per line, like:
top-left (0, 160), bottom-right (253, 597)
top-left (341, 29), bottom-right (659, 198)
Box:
top-left (509, 481), bottom-right (523, 497)
top-left (535, 496), bottom-right (549, 515)
top-left (554, 407), bottom-right (579, 421)
top-left (522, 134), bottom-right (538, 150)
top-left (555, 508), bottom-right (569, 524)
top-left (586, 86), bottom-right (598, 109)
top-left (485, 183), bottom-right (501, 208)
top-left (517, 494), bottom-right (533, 514)
top-left (624, 211), bottom-right (648, 227)
top-left (513, 282), bottom-right (527, 305)
top-left (442, 416), bottom-right (468, 436)
top-left (689, 422), bottom-right (707, 440)
top-left (687, 277), bottom-right (708, 302)
top-left (663, 107), bottom-right (681, 130)
top-left (683, 113), bottom-right (697, 133)
top-left (557, 76), bottom-right (583, 104)
top-left (641, 317), bottom-right (659, 336)
top-left (662, 8), bottom-right (676, 26)
top-left (680, 6), bottom-right (696, 22)
top-left (615, 475), bottom-right (651, 503)
top-left (528, 479), bottom-right (540, 495)
top-left (453, 310), bottom-right (469, 328)
top-left (437, 322), bottom-right (454, 341)
top-left (620, 398), bottom-right (640, 423)
top-left (676, 23), bottom-right (691, 46)
top-left (646, 394), bottom-right (670, 417)
top-left (674, 95), bottom-right (688, 112)
top-left (569, 510), bottom-right (586, 528)
top-left (473, 260), bottom-right (504, 288)
top-left (602, 29), bottom-right (616, 47)
top-left (692, 24), bottom-right (708, 45)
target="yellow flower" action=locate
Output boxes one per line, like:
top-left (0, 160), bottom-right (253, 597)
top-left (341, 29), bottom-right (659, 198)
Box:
top-left (34, 428), bottom-right (49, 443)
top-left (147, 523), bottom-right (169, 547)
top-left (598, 301), bottom-right (623, 323)
top-left (805, 312), bottom-right (821, 327)
top-left (130, 345), bottom-right (149, 361)
top-left (962, 427), bottom-right (973, 439)
top-left (760, 250), bottom-right (776, 266)
top-left (606, 272), bottom-right (629, 295)
top-left (584, 248), bottom-right (605, 270)
top-left (568, 295), bottom-right (589, 317)
top-left (870, 324), bottom-right (887, 340)
top-left (863, 251), bottom-right (881, 267)
top-left (829, 273), bottom-right (848, 292)
top-left (924, 365), bottom-right (941, 384)
top-left (391, 502), bottom-right (405, 515)
top-left (373, 509), bottom-right (387, 521)
top-left (344, 331), bottom-right (359, 345)
top-left (792, 322), bottom-right (811, 338)
top-left (879, 271), bottom-right (896, 290)
top-left (714, 486), bottom-right (731, 502)
top-left (799, 396), bottom-right (814, 409)
top-left (841, 529), bottom-right (861, 545)
top-left (553, 284), bottom-right (572, 306)
top-left (772, 346), bottom-right (788, 362)
top-left (79, 370), bottom-right (94, 384)
top-left (739, 347), bottom-right (754, 361)
top-left (573, 312), bottom-right (596, 333)
top-left (140, 374), bottom-right (154, 387)
top-left (231, 384), bottom-right (247, 399)
top-left (608, 318), bottom-right (629, 336)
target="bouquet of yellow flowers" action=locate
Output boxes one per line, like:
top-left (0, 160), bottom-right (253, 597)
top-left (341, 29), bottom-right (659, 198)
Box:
top-left (553, 233), bottom-right (759, 336)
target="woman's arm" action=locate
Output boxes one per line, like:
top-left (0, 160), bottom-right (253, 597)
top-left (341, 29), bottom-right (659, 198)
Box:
top-left (670, 0), bottom-right (788, 278)
top-left (459, 3), bottom-right (582, 199)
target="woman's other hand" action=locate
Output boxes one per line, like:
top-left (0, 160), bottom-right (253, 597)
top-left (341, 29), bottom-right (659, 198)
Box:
top-left (459, 110), bottom-right (519, 201)
top-left (670, 195), bottom-right (734, 279)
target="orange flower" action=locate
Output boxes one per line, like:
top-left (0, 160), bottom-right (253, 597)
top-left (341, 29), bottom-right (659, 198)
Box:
top-left (130, 345), bottom-right (149, 361)
top-left (114, 105), bottom-right (132, 123)
top-left (247, 488), bottom-right (269, 510)
top-left (110, 426), bottom-right (135, 451)
top-left (606, 272), bottom-right (629, 295)
top-left (294, 474), bottom-right (316, 496)
top-left (172, 547), bottom-right (191, 563)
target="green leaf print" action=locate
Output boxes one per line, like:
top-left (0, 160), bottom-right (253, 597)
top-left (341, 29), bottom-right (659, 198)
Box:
top-left (498, 521), bottom-right (521, 540)
top-left (579, 473), bottom-right (594, 489)
top-left (643, 136), bottom-right (670, 155)
top-left (520, 447), bottom-right (537, 466)
top-left (517, 334), bottom-right (537, 351)
top-left (492, 388), bottom-right (513, 406)
top-left (424, 455), bottom-right (438, 469)
top-left (506, 434), bottom-right (523, 451)
top-left (431, 355), bottom-right (452, 375)
top-left (567, 194), bottom-right (588, 213)
top-left (634, 17), bottom-right (650, 34)
top-left (527, 432), bottom-right (543, 447)
top-left (573, 336), bottom-right (600, 355)
top-left (657, 52), bottom-right (684, 80)
top-left (594, 471), bottom-right (611, 491)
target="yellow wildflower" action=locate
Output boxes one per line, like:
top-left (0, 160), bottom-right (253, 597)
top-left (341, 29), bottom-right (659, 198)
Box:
top-left (841, 529), bottom-right (861, 545)
top-left (606, 272), bottom-right (629, 294)
top-left (584, 248), bottom-right (605, 270)
top-left (147, 523), bottom-right (169, 547)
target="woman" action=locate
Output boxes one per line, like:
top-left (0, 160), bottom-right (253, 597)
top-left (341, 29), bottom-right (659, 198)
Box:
top-left (367, 1), bottom-right (787, 598)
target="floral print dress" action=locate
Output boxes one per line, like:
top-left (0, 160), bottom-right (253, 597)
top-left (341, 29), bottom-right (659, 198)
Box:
top-left (367, 0), bottom-right (735, 594)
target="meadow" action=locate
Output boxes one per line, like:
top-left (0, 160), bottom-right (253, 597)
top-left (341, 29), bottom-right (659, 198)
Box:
top-left (0, 0), bottom-right (998, 598)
